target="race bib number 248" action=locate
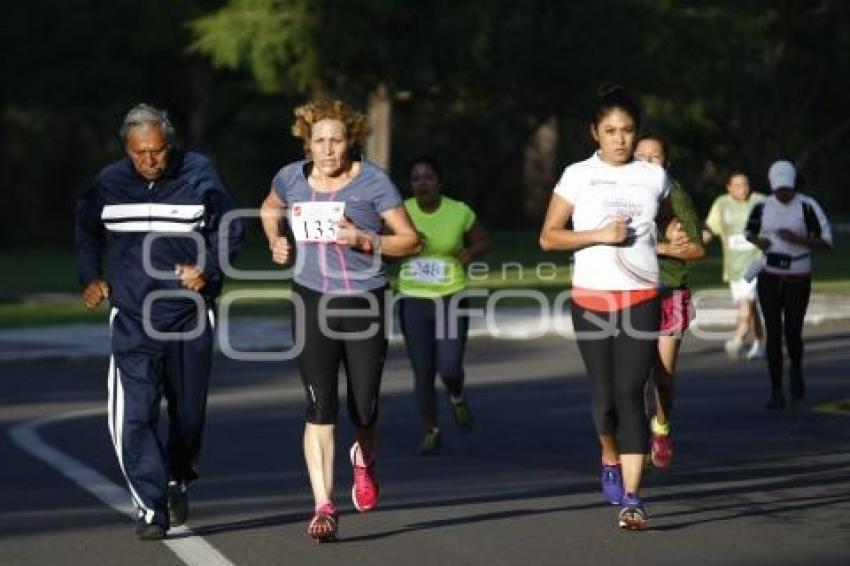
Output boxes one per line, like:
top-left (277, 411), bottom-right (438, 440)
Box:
top-left (403, 258), bottom-right (449, 284)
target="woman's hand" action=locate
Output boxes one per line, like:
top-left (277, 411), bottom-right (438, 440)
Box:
top-left (269, 235), bottom-right (291, 265)
top-left (776, 228), bottom-right (803, 245)
top-left (658, 220), bottom-right (690, 256)
top-left (454, 248), bottom-right (474, 264)
top-left (597, 216), bottom-right (628, 245)
top-left (336, 217), bottom-right (375, 253)
top-left (754, 236), bottom-right (772, 251)
top-left (665, 219), bottom-right (689, 245)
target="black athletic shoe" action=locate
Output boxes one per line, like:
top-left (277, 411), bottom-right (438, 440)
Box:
top-left (168, 481), bottom-right (189, 527)
top-left (135, 523), bottom-right (167, 540)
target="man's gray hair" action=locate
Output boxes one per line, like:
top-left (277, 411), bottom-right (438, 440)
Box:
top-left (120, 103), bottom-right (177, 147)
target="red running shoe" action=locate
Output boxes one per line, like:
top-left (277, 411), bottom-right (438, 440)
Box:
top-left (350, 443), bottom-right (380, 512)
top-left (650, 431), bottom-right (673, 468)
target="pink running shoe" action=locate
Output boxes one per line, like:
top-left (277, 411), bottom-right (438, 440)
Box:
top-left (650, 432), bottom-right (673, 468)
top-left (350, 443), bottom-right (380, 512)
top-left (307, 501), bottom-right (338, 543)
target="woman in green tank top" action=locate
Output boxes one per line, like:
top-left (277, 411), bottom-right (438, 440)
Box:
top-left (398, 156), bottom-right (490, 455)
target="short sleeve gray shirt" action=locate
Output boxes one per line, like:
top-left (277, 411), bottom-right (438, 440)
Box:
top-left (272, 158), bottom-right (403, 293)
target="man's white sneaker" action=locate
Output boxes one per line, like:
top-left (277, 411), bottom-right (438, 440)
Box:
top-left (746, 342), bottom-right (765, 360)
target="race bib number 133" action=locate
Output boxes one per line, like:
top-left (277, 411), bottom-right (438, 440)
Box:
top-left (290, 202), bottom-right (345, 242)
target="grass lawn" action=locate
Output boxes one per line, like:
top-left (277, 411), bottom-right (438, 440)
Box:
top-left (1, 230), bottom-right (847, 327)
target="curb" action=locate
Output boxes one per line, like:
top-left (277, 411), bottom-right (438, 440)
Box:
top-left (4, 296), bottom-right (850, 363)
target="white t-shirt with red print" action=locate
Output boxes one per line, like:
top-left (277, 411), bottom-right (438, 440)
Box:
top-left (553, 152), bottom-right (670, 291)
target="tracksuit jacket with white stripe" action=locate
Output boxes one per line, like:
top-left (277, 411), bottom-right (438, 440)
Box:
top-left (75, 150), bottom-right (245, 322)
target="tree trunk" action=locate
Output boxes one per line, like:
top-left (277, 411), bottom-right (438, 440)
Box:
top-left (366, 83), bottom-right (392, 171)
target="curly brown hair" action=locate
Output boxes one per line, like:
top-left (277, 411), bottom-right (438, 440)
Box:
top-left (291, 100), bottom-right (371, 160)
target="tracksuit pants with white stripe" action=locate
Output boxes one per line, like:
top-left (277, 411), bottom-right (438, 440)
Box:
top-left (108, 307), bottom-right (213, 527)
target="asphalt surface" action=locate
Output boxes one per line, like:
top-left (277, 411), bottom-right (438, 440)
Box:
top-left (3, 324), bottom-right (850, 566)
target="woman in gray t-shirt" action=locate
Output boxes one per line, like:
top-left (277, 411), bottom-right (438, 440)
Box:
top-left (260, 100), bottom-right (420, 542)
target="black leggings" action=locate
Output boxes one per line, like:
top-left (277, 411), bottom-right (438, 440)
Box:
top-left (399, 296), bottom-right (469, 421)
top-left (757, 272), bottom-right (811, 395)
top-left (292, 283), bottom-right (388, 427)
top-left (570, 297), bottom-right (660, 454)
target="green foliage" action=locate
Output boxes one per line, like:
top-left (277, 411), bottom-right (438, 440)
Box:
top-left (185, 0), bottom-right (850, 222)
top-left (637, 0), bottom-right (850, 213)
top-left (1, 0), bottom-right (849, 249)
top-left (189, 0), bottom-right (316, 93)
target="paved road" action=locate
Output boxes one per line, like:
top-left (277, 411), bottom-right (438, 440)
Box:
top-left (3, 324), bottom-right (850, 566)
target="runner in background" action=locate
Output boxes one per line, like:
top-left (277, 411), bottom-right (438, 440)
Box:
top-left (540, 85), bottom-right (671, 530)
top-left (745, 160), bottom-right (832, 409)
top-left (398, 156), bottom-right (490, 455)
top-left (260, 100), bottom-right (420, 542)
top-left (702, 171), bottom-right (766, 359)
top-left (634, 134), bottom-right (704, 469)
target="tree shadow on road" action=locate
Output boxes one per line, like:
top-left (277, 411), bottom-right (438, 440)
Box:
top-left (180, 456), bottom-right (850, 541)
top-left (648, 492), bottom-right (850, 532)
top-left (181, 481), bottom-right (602, 539)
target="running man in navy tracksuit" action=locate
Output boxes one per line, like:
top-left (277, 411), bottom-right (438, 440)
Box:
top-left (75, 104), bottom-right (244, 540)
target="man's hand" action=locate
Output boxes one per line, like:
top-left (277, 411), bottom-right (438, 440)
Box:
top-left (175, 264), bottom-right (206, 292)
top-left (82, 279), bottom-right (110, 309)
top-left (269, 235), bottom-right (292, 265)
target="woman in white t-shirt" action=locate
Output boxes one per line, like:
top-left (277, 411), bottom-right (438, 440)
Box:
top-left (540, 85), bottom-right (671, 530)
top-left (745, 160), bottom-right (832, 409)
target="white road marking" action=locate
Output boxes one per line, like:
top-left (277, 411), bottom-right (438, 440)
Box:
top-left (9, 407), bottom-right (236, 566)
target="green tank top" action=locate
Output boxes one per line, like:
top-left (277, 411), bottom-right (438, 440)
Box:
top-left (398, 196), bottom-right (476, 297)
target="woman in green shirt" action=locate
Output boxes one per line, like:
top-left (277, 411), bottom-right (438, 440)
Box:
top-left (702, 171), bottom-right (767, 359)
top-left (635, 134), bottom-right (705, 469)
top-left (398, 156), bottom-right (490, 454)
